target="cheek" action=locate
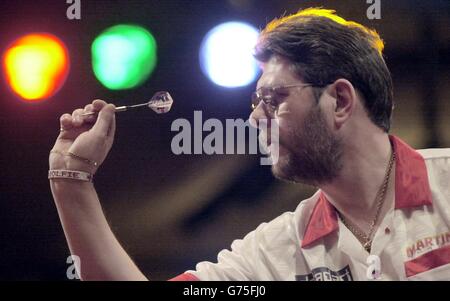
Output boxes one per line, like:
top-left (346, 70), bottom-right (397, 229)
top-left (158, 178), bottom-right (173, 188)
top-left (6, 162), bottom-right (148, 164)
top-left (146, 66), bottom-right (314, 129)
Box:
top-left (275, 115), bottom-right (288, 129)
top-left (274, 111), bottom-right (293, 132)
top-left (272, 117), bottom-right (294, 157)
top-left (276, 115), bottom-right (297, 143)
top-left (276, 102), bottom-right (307, 136)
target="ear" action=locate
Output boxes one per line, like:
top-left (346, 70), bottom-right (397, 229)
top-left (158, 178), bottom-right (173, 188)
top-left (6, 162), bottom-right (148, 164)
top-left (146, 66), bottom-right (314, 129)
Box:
top-left (329, 79), bottom-right (356, 129)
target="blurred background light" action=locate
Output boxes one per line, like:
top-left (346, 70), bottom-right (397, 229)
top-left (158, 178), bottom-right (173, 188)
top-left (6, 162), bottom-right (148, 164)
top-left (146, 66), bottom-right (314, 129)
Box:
top-left (92, 24), bottom-right (157, 90)
top-left (199, 21), bottom-right (260, 88)
top-left (3, 33), bottom-right (69, 101)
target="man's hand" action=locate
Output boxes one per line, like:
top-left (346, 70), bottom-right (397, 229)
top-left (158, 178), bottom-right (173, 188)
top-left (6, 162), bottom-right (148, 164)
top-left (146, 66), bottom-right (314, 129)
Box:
top-left (49, 99), bottom-right (116, 174)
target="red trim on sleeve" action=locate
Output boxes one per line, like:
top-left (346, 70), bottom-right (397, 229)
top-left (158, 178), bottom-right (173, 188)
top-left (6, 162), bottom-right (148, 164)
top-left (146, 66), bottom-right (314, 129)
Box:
top-left (405, 245), bottom-right (450, 277)
top-left (169, 273), bottom-right (200, 281)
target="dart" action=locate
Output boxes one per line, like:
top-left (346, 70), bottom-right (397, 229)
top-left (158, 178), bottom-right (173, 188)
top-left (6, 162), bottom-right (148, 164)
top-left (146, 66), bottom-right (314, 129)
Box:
top-left (81, 91), bottom-right (173, 116)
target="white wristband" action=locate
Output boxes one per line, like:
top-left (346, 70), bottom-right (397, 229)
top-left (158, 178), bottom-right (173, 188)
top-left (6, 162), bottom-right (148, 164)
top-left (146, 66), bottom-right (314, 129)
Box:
top-left (48, 170), bottom-right (93, 182)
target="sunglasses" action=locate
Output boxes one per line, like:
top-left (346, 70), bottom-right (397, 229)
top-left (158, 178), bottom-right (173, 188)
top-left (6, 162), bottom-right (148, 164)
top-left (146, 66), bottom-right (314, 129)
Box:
top-left (251, 83), bottom-right (326, 112)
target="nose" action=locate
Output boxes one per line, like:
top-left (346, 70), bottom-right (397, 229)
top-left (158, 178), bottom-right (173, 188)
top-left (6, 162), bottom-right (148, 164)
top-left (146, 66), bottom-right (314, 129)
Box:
top-left (249, 102), bottom-right (270, 129)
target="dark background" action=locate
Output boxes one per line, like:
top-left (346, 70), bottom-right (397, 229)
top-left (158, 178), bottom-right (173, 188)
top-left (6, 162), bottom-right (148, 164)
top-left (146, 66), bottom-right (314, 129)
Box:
top-left (0, 0), bottom-right (449, 280)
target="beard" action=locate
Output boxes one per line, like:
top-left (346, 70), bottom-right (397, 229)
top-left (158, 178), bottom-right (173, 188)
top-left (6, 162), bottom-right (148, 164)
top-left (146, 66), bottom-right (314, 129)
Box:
top-left (271, 105), bottom-right (343, 186)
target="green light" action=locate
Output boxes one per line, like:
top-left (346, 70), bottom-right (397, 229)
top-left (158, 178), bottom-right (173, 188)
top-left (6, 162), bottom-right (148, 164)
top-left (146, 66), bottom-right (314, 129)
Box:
top-left (92, 25), bottom-right (157, 90)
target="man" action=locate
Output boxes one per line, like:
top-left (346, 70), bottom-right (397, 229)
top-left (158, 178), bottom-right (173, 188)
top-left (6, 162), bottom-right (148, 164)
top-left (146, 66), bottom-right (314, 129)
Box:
top-left (49, 8), bottom-right (450, 280)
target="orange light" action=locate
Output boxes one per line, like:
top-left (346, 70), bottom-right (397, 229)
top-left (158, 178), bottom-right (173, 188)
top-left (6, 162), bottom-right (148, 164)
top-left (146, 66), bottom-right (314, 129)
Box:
top-left (3, 33), bottom-right (69, 101)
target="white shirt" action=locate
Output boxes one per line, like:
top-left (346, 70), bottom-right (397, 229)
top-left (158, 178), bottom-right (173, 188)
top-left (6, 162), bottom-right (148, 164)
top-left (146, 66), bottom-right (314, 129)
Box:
top-left (171, 136), bottom-right (450, 281)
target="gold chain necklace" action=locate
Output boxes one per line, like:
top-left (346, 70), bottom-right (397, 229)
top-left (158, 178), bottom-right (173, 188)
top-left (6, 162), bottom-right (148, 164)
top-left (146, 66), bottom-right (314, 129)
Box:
top-left (337, 148), bottom-right (395, 253)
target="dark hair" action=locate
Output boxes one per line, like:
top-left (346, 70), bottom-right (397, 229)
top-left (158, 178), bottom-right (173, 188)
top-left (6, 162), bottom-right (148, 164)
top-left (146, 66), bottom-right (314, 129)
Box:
top-left (255, 8), bottom-right (394, 132)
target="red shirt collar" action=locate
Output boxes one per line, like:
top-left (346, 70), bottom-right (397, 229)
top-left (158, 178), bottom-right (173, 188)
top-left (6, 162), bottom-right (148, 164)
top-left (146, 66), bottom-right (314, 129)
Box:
top-left (301, 135), bottom-right (433, 248)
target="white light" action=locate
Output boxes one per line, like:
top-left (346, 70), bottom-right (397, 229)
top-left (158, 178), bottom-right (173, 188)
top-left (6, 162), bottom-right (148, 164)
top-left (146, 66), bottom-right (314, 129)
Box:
top-left (200, 22), bottom-right (260, 88)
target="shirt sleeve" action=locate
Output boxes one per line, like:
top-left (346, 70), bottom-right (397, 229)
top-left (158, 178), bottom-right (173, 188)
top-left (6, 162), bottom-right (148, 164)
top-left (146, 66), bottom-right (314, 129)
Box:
top-left (169, 211), bottom-right (296, 281)
top-left (179, 222), bottom-right (269, 281)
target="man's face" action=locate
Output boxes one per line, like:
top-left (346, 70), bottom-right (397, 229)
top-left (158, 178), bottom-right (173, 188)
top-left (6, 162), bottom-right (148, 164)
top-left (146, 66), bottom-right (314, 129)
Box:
top-left (250, 56), bottom-right (343, 185)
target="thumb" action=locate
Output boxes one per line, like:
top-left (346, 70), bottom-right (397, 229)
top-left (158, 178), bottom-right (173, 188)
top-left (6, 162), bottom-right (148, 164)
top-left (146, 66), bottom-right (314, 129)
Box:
top-left (92, 104), bottom-right (116, 136)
